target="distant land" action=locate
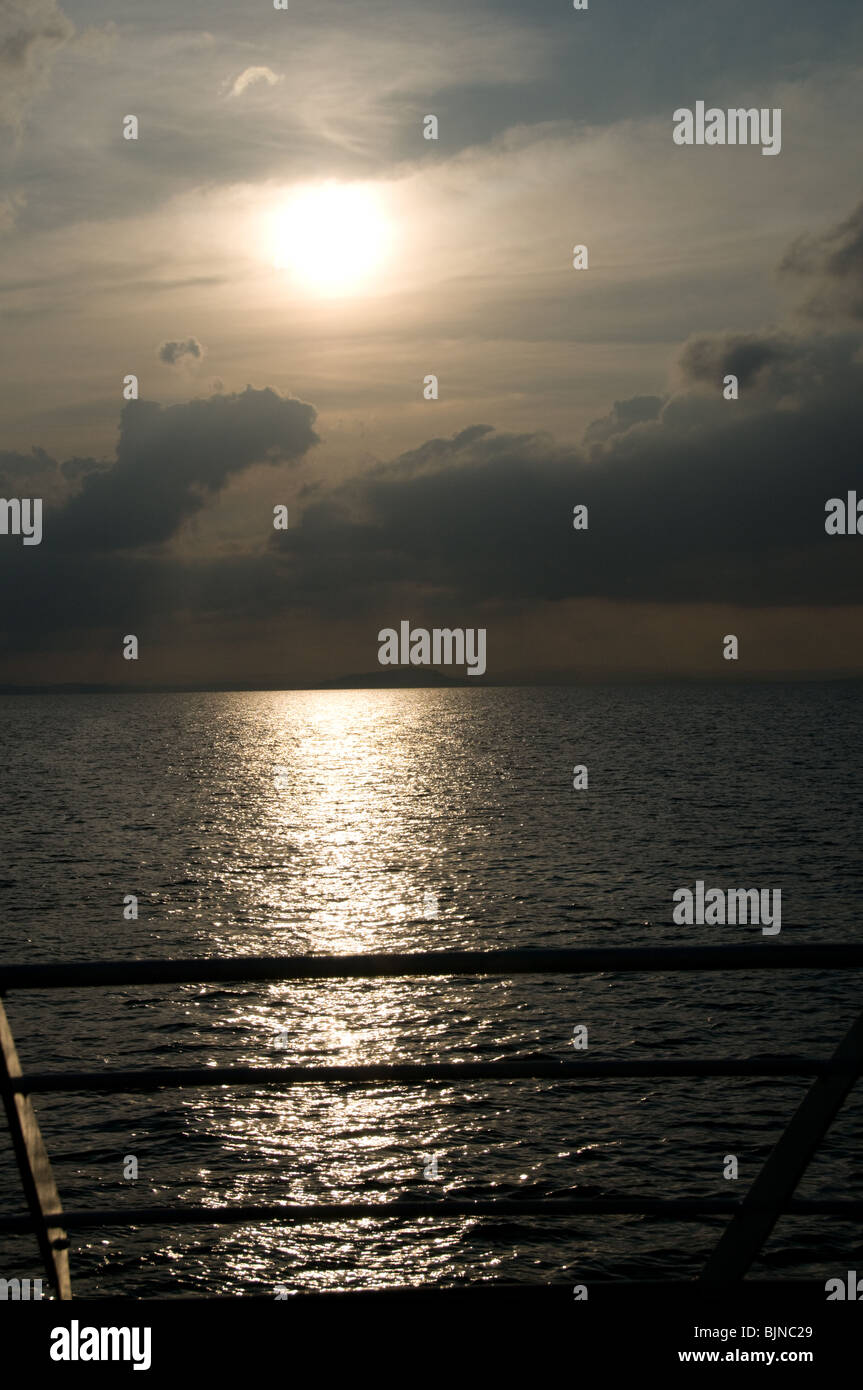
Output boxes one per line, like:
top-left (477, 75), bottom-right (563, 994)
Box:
top-left (0, 672), bottom-right (861, 694)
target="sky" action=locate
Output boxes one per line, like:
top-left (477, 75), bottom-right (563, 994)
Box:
top-left (1, 0), bottom-right (863, 685)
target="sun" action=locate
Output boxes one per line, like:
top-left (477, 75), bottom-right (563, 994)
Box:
top-left (270, 183), bottom-right (391, 295)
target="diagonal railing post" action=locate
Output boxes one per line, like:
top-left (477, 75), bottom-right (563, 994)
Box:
top-left (699, 1005), bottom-right (863, 1285)
top-left (0, 996), bottom-right (71, 1299)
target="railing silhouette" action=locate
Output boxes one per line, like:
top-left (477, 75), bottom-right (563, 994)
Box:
top-left (1, 943), bottom-right (862, 1301)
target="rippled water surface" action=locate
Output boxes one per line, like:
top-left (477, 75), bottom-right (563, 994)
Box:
top-left (0, 685), bottom-right (861, 1295)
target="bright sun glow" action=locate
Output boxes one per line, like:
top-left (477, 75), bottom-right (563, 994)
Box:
top-left (270, 183), bottom-right (391, 295)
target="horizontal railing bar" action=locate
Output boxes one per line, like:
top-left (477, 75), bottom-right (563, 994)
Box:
top-left (11, 1057), bottom-right (836, 1092)
top-left (2, 945), bottom-right (863, 991)
top-left (0, 1198), bottom-right (860, 1233)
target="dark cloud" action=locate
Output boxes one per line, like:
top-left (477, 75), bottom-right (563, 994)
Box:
top-left (583, 395), bottom-right (663, 444)
top-left (2, 327), bottom-right (861, 656)
top-left (157, 337), bottom-right (205, 366)
top-left (60, 455), bottom-right (110, 482)
top-left (0, 445), bottom-right (55, 485)
top-left (675, 325), bottom-right (863, 406)
top-left (677, 333), bottom-right (793, 390)
top-left (0, 445), bottom-right (98, 505)
top-left (0, 386), bottom-right (320, 655)
top-left (779, 197), bottom-right (863, 321)
top-left (52, 386), bottom-right (318, 551)
top-left (273, 330), bottom-right (863, 613)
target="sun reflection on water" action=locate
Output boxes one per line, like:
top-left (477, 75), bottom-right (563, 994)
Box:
top-left (174, 690), bottom-right (491, 1290)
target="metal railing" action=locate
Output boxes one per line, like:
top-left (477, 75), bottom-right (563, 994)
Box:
top-left (2, 943), bottom-right (862, 1301)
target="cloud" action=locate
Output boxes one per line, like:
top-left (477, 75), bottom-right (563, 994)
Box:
top-left (229, 66), bottom-right (282, 98)
top-left (0, 0), bottom-right (75, 129)
top-left (157, 337), bottom-right (205, 366)
top-left (583, 395), bottom-right (663, 444)
top-left (0, 340), bottom-right (860, 655)
top-left (51, 386), bottom-right (318, 551)
top-left (779, 197), bottom-right (863, 321)
top-left (0, 446), bottom-right (62, 504)
top-left (273, 327), bottom-right (863, 613)
top-left (675, 330), bottom-right (797, 391)
top-left (674, 325), bottom-right (862, 404)
top-left (3, 326), bottom-right (862, 651)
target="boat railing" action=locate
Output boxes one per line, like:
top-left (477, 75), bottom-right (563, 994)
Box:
top-left (1, 943), bottom-right (862, 1301)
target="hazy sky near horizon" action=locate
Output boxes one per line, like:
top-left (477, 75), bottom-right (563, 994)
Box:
top-left (2, 0), bottom-right (863, 684)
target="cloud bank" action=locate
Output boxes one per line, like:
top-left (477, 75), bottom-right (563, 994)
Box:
top-left (1, 201), bottom-right (862, 671)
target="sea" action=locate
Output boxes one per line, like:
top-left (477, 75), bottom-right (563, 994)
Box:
top-left (0, 683), bottom-right (861, 1296)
